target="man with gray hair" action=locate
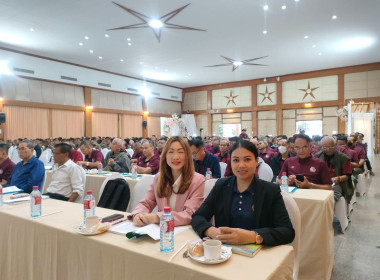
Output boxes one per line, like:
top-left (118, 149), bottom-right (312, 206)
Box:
top-left (315, 136), bottom-right (353, 202)
top-left (5, 140), bottom-right (45, 193)
top-left (258, 138), bottom-right (275, 165)
top-left (104, 138), bottom-right (130, 173)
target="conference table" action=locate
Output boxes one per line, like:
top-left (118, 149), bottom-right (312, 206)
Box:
top-left (0, 197), bottom-right (294, 280)
top-left (290, 189), bottom-right (335, 280)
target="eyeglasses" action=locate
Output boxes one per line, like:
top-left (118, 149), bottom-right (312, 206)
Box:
top-left (192, 148), bottom-right (201, 157)
top-left (294, 146), bottom-right (310, 151)
top-left (322, 146), bottom-right (335, 151)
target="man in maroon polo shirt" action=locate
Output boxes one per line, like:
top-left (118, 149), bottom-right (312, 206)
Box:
top-left (134, 139), bottom-right (159, 174)
top-left (336, 136), bottom-right (359, 168)
top-left (258, 138), bottom-right (275, 165)
top-left (77, 141), bottom-right (104, 170)
top-left (155, 137), bottom-right (167, 157)
top-left (278, 134), bottom-right (332, 190)
top-left (347, 135), bottom-right (365, 177)
top-left (0, 144), bottom-right (16, 186)
top-left (217, 139), bottom-right (230, 163)
top-left (131, 142), bottom-right (143, 161)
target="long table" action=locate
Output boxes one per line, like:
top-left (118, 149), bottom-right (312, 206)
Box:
top-left (291, 189), bottom-right (335, 280)
top-left (0, 197), bottom-right (294, 280)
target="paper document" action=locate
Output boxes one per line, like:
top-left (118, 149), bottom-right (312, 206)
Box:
top-left (2, 186), bottom-right (23, 194)
top-left (4, 195), bottom-right (50, 204)
top-left (109, 221), bottom-right (190, 240)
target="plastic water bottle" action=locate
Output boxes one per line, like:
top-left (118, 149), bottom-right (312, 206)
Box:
top-left (83, 190), bottom-right (96, 221)
top-left (98, 162), bottom-right (103, 175)
top-left (160, 206), bottom-right (174, 253)
top-left (205, 168), bottom-right (212, 180)
top-left (280, 172), bottom-right (289, 192)
top-left (30, 186), bottom-right (42, 217)
top-left (131, 163), bottom-right (138, 180)
top-left (0, 185), bottom-right (3, 207)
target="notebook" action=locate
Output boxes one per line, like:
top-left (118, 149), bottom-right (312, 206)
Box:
top-left (224, 243), bottom-right (262, 257)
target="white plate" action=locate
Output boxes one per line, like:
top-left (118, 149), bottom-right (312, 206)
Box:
top-left (75, 226), bottom-right (108, 236)
top-left (189, 246), bottom-right (232, 264)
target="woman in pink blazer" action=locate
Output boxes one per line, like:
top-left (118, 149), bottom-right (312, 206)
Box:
top-left (131, 136), bottom-right (205, 226)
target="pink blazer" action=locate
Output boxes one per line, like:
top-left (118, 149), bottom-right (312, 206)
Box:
top-left (131, 172), bottom-right (205, 226)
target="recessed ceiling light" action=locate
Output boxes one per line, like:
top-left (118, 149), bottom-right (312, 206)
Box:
top-left (188, 74), bottom-right (192, 76)
top-left (127, 38), bottom-right (131, 41)
top-left (29, 28), bottom-right (34, 32)
top-left (263, 5), bottom-right (269, 10)
top-left (312, 44), bottom-right (316, 48)
top-left (84, 36), bottom-right (89, 40)
top-left (120, 59), bottom-right (124, 62)
top-left (263, 30), bottom-right (268, 34)
top-left (149, 20), bottom-right (163, 29)
top-left (295, 0), bottom-right (300, 2)
top-left (98, 56), bottom-right (102, 59)
top-left (318, 52), bottom-right (322, 56)
top-left (89, 50), bottom-right (94, 53)
top-left (304, 35), bottom-right (309, 39)
top-left (281, 5), bottom-right (287, 10)
top-left (105, 34), bottom-right (109, 38)
top-left (139, 62), bottom-right (143, 65)
top-left (128, 43), bottom-right (132, 46)
top-left (332, 15), bottom-right (337, 20)
top-left (79, 42), bottom-right (83, 46)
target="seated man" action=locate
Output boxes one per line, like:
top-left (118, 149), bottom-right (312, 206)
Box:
top-left (104, 138), bottom-right (130, 173)
top-left (77, 141), bottom-right (104, 170)
top-left (0, 144), bottom-right (16, 186)
top-left (190, 138), bottom-right (221, 178)
top-left (217, 139), bottom-right (230, 163)
top-left (155, 137), bottom-right (167, 157)
top-left (278, 134), bottom-right (332, 191)
top-left (6, 140), bottom-right (45, 193)
top-left (45, 143), bottom-right (85, 202)
top-left (270, 138), bottom-right (294, 182)
top-left (131, 142), bottom-right (143, 160)
top-left (356, 133), bottom-right (375, 176)
top-left (315, 136), bottom-right (353, 202)
top-left (132, 139), bottom-right (160, 174)
top-left (347, 135), bottom-right (365, 177)
top-left (258, 138), bottom-right (276, 165)
top-left (337, 136), bottom-right (359, 166)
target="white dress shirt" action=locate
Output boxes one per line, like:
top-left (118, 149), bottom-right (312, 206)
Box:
top-left (47, 159), bottom-right (85, 199)
top-left (169, 175), bottom-right (182, 210)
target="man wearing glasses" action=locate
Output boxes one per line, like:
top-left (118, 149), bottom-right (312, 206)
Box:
top-left (5, 140), bottom-right (45, 193)
top-left (277, 134), bottom-right (331, 191)
top-left (189, 138), bottom-right (221, 178)
top-left (315, 137), bottom-right (353, 202)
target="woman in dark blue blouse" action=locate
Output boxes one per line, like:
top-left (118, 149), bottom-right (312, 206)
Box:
top-left (191, 140), bottom-right (295, 246)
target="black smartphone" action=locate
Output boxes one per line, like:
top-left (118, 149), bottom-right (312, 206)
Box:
top-left (296, 174), bottom-right (304, 182)
top-left (101, 214), bottom-right (124, 223)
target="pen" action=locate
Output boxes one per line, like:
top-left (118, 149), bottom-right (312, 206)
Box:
top-left (112, 218), bottom-right (129, 226)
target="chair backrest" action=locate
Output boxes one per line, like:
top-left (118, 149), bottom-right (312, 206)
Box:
top-left (75, 167), bottom-right (86, 203)
top-left (128, 176), bottom-right (155, 212)
top-left (258, 160), bottom-right (274, 182)
top-left (219, 162), bottom-right (227, 178)
top-left (39, 150), bottom-right (51, 166)
top-left (126, 148), bottom-right (134, 158)
top-left (204, 178), bottom-right (218, 200)
top-left (281, 191), bottom-right (301, 280)
top-left (99, 173), bottom-right (126, 199)
top-left (98, 177), bottom-right (130, 211)
top-left (102, 148), bottom-right (110, 158)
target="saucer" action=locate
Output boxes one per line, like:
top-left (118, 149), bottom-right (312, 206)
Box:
top-left (75, 226), bottom-right (108, 236)
top-left (188, 246), bottom-right (232, 264)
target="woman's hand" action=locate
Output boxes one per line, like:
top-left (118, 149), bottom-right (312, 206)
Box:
top-left (214, 227), bottom-right (257, 245)
top-left (204, 227), bottom-right (222, 239)
top-left (132, 213), bottom-right (159, 226)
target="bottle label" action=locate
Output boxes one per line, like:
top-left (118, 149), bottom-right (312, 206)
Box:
top-left (0, 188), bottom-right (2, 195)
top-left (90, 200), bottom-right (95, 209)
top-left (34, 196), bottom-right (42, 205)
top-left (84, 200), bottom-right (90, 209)
top-left (161, 220), bottom-right (174, 233)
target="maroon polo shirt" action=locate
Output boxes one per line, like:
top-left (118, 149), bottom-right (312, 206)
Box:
top-left (203, 145), bottom-right (214, 154)
top-left (131, 151), bottom-right (143, 161)
top-left (0, 158), bottom-right (16, 182)
top-left (278, 156), bottom-right (331, 185)
top-left (84, 149), bottom-right (104, 169)
top-left (351, 145), bottom-right (365, 160)
top-left (337, 146), bottom-right (359, 164)
top-left (70, 149), bottom-right (83, 163)
top-left (137, 153), bottom-right (160, 174)
top-left (259, 150), bottom-right (275, 165)
top-left (217, 152), bottom-right (230, 164)
top-left (324, 154), bottom-right (352, 179)
top-left (311, 147), bottom-right (320, 156)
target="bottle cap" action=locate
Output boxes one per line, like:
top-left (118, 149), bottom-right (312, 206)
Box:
top-left (86, 190), bottom-right (93, 194)
top-left (282, 172), bottom-right (286, 175)
top-left (207, 168), bottom-right (211, 170)
top-left (33, 186), bottom-right (38, 190)
top-left (163, 206), bottom-right (171, 212)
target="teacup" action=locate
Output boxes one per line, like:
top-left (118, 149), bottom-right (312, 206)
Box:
top-left (85, 216), bottom-right (100, 231)
top-left (203, 239), bottom-right (222, 260)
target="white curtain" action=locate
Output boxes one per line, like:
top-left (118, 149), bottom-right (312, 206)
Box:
top-left (352, 113), bottom-right (374, 155)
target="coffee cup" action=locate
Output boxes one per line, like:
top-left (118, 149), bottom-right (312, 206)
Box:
top-left (203, 239), bottom-right (222, 260)
top-left (85, 216), bottom-right (100, 231)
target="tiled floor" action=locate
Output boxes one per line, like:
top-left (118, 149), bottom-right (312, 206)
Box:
top-left (331, 155), bottom-right (380, 280)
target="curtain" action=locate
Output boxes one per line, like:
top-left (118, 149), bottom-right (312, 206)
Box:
top-left (147, 116), bottom-right (161, 138)
top-left (51, 109), bottom-right (84, 138)
top-left (92, 112), bottom-right (118, 137)
top-left (121, 114), bottom-right (142, 138)
top-left (3, 105), bottom-right (49, 140)
top-left (352, 113), bottom-right (374, 155)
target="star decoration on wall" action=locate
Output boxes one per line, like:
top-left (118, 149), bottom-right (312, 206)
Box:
top-left (205, 55), bottom-right (268, 72)
top-left (298, 81), bottom-right (319, 100)
top-left (108, 2), bottom-right (206, 42)
top-left (259, 86), bottom-right (275, 104)
top-left (225, 90), bottom-right (238, 106)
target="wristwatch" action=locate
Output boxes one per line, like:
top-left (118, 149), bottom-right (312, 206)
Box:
top-left (254, 231), bottom-right (263, 244)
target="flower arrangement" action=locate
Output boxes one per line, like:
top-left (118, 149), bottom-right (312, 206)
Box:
top-left (163, 114), bottom-right (188, 137)
top-left (336, 100), bottom-right (354, 122)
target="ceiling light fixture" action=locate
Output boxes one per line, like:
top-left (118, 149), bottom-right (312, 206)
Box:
top-left (127, 38), bottom-right (131, 41)
top-left (98, 56), bottom-right (102, 59)
top-left (206, 55), bottom-right (268, 72)
top-left (281, 5), bottom-right (287, 10)
top-left (312, 45), bottom-right (316, 48)
top-left (318, 52), bottom-right (322, 56)
top-left (105, 34), bottom-right (109, 37)
top-left (276, 76), bottom-right (280, 81)
top-left (128, 43), bottom-right (132, 46)
top-left (263, 5), bottom-right (269, 10)
top-left (332, 15), bottom-right (337, 19)
top-left (304, 35), bottom-right (309, 39)
top-left (337, 37), bottom-right (374, 51)
top-left (84, 36), bottom-right (89, 40)
top-left (30, 28), bottom-right (34, 32)
top-left (227, 109), bottom-right (234, 113)
top-left (138, 86), bottom-right (152, 99)
top-left (86, 105), bottom-right (93, 110)
top-left (139, 62), bottom-right (143, 65)
top-left (89, 50), bottom-right (94, 53)
top-left (0, 61), bottom-right (12, 75)
top-left (233, 61), bottom-right (243, 67)
top-left (295, 0), bottom-right (300, 2)
top-left (263, 78), bottom-right (267, 82)
top-left (120, 59), bottom-right (124, 62)
top-left (263, 30), bottom-right (267, 34)
top-left (109, 3), bottom-right (206, 43)
top-left (79, 42), bottom-right (83, 46)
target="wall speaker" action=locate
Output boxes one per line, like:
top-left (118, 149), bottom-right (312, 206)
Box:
top-left (142, 120), bottom-right (147, 128)
top-left (0, 113), bottom-right (5, 124)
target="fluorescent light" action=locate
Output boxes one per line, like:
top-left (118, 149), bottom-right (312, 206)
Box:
top-left (337, 37), bottom-right (375, 51)
top-left (149, 20), bottom-right (163, 28)
top-left (0, 61), bottom-right (12, 75)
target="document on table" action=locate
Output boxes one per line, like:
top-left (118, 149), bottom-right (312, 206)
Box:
top-left (2, 186), bottom-right (23, 194)
top-left (3, 195), bottom-right (50, 204)
top-left (109, 221), bottom-right (190, 240)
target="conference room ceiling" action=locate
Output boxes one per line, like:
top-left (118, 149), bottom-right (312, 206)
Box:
top-left (0, 0), bottom-right (379, 89)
